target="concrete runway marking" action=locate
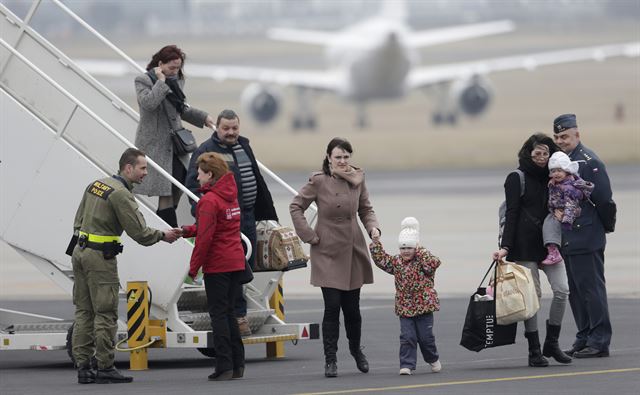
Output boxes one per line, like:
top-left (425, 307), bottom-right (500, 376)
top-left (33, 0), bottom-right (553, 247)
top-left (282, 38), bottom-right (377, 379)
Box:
top-left (293, 367), bottom-right (640, 395)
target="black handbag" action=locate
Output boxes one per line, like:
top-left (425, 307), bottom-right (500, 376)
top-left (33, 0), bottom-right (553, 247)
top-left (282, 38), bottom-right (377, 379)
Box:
top-left (460, 260), bottom-right (517, 352)
top-left (238, 260), bottom-right (254, 285)
top-left (597, 199), bottom-right (617, 233)
top-left (170, 127), bottom-right (197, 156)
top-left (162, 102), bottom-right (197, 155)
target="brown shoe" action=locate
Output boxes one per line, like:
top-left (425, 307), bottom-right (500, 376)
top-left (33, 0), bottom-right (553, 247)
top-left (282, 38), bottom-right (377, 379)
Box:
top-left (237, 316), bottom-right (252, 337)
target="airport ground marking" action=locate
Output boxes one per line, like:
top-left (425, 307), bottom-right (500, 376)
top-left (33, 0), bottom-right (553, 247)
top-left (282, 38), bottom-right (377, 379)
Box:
top-left (293, 367), bottom-right (640, 395)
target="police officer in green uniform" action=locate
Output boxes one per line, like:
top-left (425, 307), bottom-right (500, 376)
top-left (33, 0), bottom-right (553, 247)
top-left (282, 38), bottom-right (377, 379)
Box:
top-left (552, 114), bottom-right (615, 359)
top-left (70, 148), bottom-right (180, 384)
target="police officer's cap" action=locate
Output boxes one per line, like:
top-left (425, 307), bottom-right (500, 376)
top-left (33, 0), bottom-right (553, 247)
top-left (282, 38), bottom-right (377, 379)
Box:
top-left (553, 113), bottom-right (577, 134)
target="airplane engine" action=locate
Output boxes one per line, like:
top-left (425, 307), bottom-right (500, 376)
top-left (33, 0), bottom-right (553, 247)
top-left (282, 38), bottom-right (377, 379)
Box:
top-left (240, 83), bottom-right (281, 124)
top-left (450, 75), bottom-right (493, 116)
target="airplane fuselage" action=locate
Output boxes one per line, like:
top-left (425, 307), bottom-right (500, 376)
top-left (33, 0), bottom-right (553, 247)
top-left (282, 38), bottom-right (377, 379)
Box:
top-left (326, 19), bottom-right (416, 102)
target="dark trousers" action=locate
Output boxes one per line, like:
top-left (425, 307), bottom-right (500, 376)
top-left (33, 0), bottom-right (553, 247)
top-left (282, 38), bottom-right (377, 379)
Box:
top-left (321, 287), bottom-right (362, 325)
top-left (235, 209), bottom-right (256, 317)
top-left (399, 313), bottom-right (439, 369)
top-left (204, 271), bottom-right (245, 373)
top-left (564, 249), bottom-right (612, 351)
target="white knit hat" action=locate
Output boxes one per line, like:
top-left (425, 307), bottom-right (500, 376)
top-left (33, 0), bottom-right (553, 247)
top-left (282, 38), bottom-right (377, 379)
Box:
top-left (548, 151), bottom-right (579, 175)
top-left (398, 217), bottom-right (420, 248)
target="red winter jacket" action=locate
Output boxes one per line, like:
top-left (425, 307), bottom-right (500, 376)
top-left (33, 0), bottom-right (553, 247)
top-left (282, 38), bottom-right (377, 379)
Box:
top-left (182, 173), bottom-right (245, 278)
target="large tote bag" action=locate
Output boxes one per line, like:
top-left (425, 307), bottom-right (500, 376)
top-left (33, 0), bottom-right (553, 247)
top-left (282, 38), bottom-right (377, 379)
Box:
top-left (460, 260), bottom-right (517, 352)
top-left (495, 262), bottom-right (540, 325)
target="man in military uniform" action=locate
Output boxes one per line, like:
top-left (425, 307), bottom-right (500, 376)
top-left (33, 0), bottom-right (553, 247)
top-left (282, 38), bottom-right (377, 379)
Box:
top-left (553, 114), bottom-right (614, 359)
top-left (71, 148), bottom-right (181, 384)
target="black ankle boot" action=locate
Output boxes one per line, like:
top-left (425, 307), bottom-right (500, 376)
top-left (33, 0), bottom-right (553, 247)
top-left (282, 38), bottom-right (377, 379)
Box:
top-left (95, 367), bottom-right (133, 384)
top-left (542, 320), bottom-right (572, 364)
top-left (349, 345), bottom-right (369, 373)
top-left (156, 207), bottom-right (178, 227)
top-left (525, 331), bottom-right (549, 367)
top-left (345, 319), bottom-right (369, 373)
top-left (77, 362), bottom-right (95, 384)
top-left (322, 321), bottom-right (339, 378)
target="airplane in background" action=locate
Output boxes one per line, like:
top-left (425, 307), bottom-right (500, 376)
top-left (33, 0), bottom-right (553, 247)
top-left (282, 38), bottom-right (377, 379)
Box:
top-left (77, 1), bottom-right (640, 130)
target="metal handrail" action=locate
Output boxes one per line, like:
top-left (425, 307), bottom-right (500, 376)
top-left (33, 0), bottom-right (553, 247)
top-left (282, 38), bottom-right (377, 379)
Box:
top-left (0, 37), bottom-right (199, 203)
top-left (10, 0), bottom-right (318, 222)
top-left (49, 0), bottom-right (317, 215)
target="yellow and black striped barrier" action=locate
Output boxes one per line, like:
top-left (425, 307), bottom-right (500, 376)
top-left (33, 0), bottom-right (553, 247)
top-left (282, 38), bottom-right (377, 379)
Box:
top-left (127, 281), bottom-right (149, 370)
top-left (266, 279), bottom-right (285, 358)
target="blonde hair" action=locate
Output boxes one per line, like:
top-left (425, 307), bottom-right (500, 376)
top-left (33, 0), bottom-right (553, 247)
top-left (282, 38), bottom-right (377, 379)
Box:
top-left (196, 152), bottom-right (229, 181)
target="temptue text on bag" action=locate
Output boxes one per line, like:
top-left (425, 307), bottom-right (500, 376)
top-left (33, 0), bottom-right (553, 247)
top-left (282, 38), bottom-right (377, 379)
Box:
top-left (460, 261), bottom-right (517, 352)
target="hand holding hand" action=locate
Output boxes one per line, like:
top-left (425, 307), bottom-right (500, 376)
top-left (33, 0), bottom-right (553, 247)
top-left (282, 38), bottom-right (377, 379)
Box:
top-left (154, 66), bottom-right (165, 82)
top-left (162, 229), bottom-right (180, 243)
top-left (492, 248), bottom-right (508, 261)
top-left (370, 228), bottom-right (381, 242)
top-left (173, 227), bottom-right (183, 238)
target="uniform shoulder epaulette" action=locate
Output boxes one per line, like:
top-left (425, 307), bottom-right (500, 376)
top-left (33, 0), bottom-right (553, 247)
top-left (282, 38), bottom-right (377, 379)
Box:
top-left (309, 171), bottom-right (324, 179)
top-left (579, 148), bottom-right (594, 162)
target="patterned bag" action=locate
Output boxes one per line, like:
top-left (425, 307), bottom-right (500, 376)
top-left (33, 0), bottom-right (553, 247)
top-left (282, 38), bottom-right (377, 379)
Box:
top-left (495, 262), bottom-right (540, 325)
top-left (255, 221), bottom-right (308, 271)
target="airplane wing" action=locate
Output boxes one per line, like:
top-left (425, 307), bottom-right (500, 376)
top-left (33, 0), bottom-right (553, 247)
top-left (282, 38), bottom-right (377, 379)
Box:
top-left (267, 28), bottom-right (340, 46)
top-left (75, 59), bottom-right (344, 92)
top-left (407, 20), bottom-right (515, 48)
top-left (408, 42), bottom-right (640, 89)
top-left (186, 64), bottom-right (343, 91)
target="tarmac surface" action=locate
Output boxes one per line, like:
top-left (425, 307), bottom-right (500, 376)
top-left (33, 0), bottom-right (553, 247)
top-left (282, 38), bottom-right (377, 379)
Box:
top-left (0, 297), bottom-right (639, 395)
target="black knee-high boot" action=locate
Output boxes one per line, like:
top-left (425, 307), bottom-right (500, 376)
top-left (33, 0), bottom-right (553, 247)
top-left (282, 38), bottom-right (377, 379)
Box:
top-left (156, 207), bottom-right (178, 228)
top-left (543, 320), bottom-right (572, 364)
top-left (322, 321), bottom-right (339, 377)
top-left (345, 319), bottom-right (369, 373)
top-left (525, 331), bottom-right (549, 367)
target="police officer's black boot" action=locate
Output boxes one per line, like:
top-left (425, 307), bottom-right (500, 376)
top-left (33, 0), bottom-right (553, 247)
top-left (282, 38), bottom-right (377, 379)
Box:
top-left (525, 331), bottom-right (549, 367)
top-left (542, 320), bottom-right (572, 364)
top-left (77, 362), bottom-right (95, 384)
top-left (95, 367), bottom-right (133, 384)
top-left (156, 207), bottom-right (178, 228)
top-left (345, 319), bottom-right (369, 373)
top-left (322, 321), bottom-right (339, 378)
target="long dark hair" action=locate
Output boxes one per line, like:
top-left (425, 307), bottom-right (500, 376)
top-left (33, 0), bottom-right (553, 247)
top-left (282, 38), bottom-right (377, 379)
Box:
top-left (322, 137), bottom-right (353, 175)
top-left (518, 133), bottom-right (559, 161)
top-left (146, 45), bottom-right (186, 79)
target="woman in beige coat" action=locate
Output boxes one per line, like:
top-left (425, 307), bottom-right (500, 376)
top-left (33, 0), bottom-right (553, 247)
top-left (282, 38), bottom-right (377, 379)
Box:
top-left (134, 45), bottom-right (214, 227)
top-left (290, 137), bottom-right (380, 378)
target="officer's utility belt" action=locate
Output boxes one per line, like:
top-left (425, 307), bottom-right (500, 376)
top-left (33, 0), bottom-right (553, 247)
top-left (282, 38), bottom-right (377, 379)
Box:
top-left (78, 231), bottom-right (123, 259)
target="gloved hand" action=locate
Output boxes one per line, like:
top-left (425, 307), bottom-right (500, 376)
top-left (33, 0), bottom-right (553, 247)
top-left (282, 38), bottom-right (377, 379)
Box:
top-left (561, 222), bottom-right (572, 231)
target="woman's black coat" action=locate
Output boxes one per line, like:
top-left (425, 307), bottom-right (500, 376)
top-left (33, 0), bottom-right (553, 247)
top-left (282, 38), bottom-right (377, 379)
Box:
top-left (500, 158), bottom-right (550, 263)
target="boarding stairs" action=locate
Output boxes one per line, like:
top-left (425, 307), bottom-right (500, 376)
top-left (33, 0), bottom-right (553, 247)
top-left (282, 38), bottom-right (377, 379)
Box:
top-left (0, 0), bottom-right (317, 354)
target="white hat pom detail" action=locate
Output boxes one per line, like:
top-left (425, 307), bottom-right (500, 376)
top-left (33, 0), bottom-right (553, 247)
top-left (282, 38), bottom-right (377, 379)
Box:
top-left (398, 217), bottom-right (420, 248)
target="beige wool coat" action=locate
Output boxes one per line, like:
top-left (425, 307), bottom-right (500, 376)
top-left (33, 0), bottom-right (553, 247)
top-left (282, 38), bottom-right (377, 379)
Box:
top-left (290, 167), bottom-right (379, 291)
top-left (133, 72), bottom-right (208, 197)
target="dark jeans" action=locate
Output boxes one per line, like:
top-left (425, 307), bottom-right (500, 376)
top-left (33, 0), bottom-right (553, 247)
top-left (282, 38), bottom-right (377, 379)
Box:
top-left (399, 313), bottom-right (439, 369)
top-left (235, 209), bottom-right (256, 317)
top-left (320, 287), bottom-right (361, 326)
top-left (204, 271), bottom-right (245, 372)
top-left (565, 249), bottom-right (612, 351)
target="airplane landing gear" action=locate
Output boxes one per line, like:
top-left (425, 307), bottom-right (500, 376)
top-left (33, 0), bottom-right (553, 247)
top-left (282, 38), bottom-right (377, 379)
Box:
top-left (292, 88), bottom-right (317, 131)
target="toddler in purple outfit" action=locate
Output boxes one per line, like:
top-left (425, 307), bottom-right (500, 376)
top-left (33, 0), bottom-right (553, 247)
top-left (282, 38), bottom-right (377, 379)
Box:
top-left (542, 152), bottom-right (594, 265)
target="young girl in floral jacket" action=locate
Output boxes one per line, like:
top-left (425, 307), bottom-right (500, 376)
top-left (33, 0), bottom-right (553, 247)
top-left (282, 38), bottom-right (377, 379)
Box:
top-left (369, 217), bottom-right (441, 376)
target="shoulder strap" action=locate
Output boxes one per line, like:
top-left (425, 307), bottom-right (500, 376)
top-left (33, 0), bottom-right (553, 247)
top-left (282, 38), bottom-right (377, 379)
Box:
top-left (514, 169), bottom-right (525, 197)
